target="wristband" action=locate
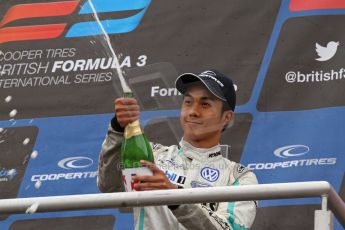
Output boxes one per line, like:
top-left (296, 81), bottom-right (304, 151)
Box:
top-left (111, 116), bottom-right (124, 132)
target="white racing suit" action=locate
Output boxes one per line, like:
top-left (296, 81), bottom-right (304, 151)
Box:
top-left (97, 123), bottom-right (258, 230)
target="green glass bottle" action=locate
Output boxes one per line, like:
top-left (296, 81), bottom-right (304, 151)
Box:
top-left (121, 92), bottom-right (154, 191)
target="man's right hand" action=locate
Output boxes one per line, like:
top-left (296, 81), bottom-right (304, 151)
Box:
top-left (115, 97), bottom-right (140, 128)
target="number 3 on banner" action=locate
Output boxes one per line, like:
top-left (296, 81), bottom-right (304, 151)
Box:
top-left (137, 55), bottom-right (147, 67)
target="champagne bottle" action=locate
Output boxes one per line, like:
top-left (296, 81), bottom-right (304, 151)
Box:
top-left (121, 92), bottom-right (154, 192)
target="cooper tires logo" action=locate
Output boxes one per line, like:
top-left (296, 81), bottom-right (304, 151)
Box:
top-left (274, 145), bottom-right (310, 158)
top-left (58, 157), bottom-right (93, 169)
top-left (248, 144), bottom-right (336, 170)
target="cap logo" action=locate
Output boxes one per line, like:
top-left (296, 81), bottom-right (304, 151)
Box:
top-left (199, 71), bottom-right (224, 87)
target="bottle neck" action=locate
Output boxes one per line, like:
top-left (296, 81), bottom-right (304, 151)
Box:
top-left (123, 91), bottom-right (142, 138)
top-left (123, 92), bottom-right (134, 98)
top-left (124, 120), bottom-right (143, 139)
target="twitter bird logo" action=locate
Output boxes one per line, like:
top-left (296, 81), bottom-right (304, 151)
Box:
top-left (315, 41), bottom-right (339, 62)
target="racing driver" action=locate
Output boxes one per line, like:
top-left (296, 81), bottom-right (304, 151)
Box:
top-left (97, 69), bottom-right (258, 230)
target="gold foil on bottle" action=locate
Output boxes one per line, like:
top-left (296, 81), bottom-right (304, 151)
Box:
top-left (124, 120), bottom-right (143, 139)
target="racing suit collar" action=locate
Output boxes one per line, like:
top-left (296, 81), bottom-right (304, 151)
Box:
top-left (179, 139), bottom-right (222, 161)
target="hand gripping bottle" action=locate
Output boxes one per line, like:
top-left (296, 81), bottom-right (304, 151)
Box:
top-left (121, 92), bottom-right (154, 191)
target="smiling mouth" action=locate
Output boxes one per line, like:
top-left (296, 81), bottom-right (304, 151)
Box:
top-left (186, 120), bottom-right (202, 125)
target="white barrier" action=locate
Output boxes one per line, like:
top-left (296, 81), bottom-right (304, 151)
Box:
top-left (0, 181), bottom-right (344, 229)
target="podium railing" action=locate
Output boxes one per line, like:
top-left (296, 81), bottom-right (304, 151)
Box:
top-left (0, 181), bottom-right (344, 230)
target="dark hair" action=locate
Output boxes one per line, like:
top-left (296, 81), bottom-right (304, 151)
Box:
top-left (221, 101), bottom-right (231, 113)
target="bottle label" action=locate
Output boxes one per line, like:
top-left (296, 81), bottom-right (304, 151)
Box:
top-left (122, 167), bottom-right (153, 192)
top-left (124, 120), bottom-right (142, 139)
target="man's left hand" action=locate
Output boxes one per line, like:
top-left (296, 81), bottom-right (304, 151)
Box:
top-left (132, 160), bottom-right (178, 191)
